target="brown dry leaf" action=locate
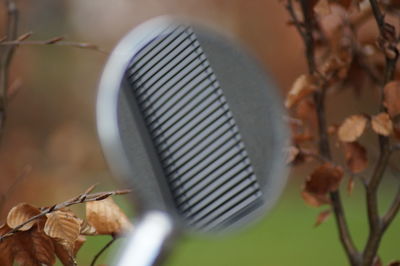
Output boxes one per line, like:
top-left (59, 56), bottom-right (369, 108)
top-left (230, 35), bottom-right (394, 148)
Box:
top-left (388, 261), bottom-right (400, 266)
top-left (14, 227), bottom-right (56, 266)
top-left (44, 210), bottom-right (81, 252)
top-left (86, 197), bottom-right (132, 235)
top-left (314, 209), bottom-right (331, 227)
top-left (79, 219), bottom-right (97, 235)
top-left (7, 203), bottom-right (41, 231)
top-left (286, 146), bottom-right (300, 164)
top-left (347, 178), bottom-right (355, 196)
top-left (338, 115), bottom-right (368, 142)
top-left (314, 0), bottom-right (331, 16)
top-left (1, 222), bottom-right (56, 266)
top-left (384, 81), bottom-right (400, 117)
top-left (0, 223), bottom-right (14, 266)
top-left (343, 142), bottom-right (368, 173)
top-left (54, 241), bottom-right (77, 266)
top-left (294, 98), bottom-right (318, 130)
top-left (301, 190), bottom-right (330, 207)
top-left (371, 113), bottom-right (393, 136)
top-left (285, 74), bottom-right (317, 108)
top-left (306, 163), bottom-right (344, 194)
top-left (54, 235), bottom-right (85, 266)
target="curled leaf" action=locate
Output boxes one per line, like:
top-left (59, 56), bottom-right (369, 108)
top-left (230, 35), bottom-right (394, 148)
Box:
top-left (384, 81), bottom-right (400, 117)
top-left (314, 0), bottom-right (331, 16)
top-left (314, 209), bottom-right (331, 227)
top-left (286, 146), bottom-right (300, 164)
top-left (44, 210), bottom-right (81, 252)
top-left (301, 190), bottom-right (330, 207)
top-left (371, 112), bottom-right (393, 136)
top-left (0, 223), bottom-right (14, 266)
top-left (86, 197), bottom-right (132, 235)
top-left (7, 203), bottom-right (41, 231)
top-left (338, 115), bottom-right (368, 142)
top-left (285, 74), bottom-right (317, 108)
top-left (305, 163), bottom-right (344, 195)
top-left (343, 142), bottom-right (368, 173)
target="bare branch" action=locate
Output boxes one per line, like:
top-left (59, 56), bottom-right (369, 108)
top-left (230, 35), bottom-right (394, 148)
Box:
top-left (0, 39), bottom-right (107, 53)
top-left (362, 1), bottom-right (399, 265)
top-left (284, 0), bottom-right (360, 263)
top-left (0, 0), bottom-right (19, 142)
top-left (382, 185), bottom-right (400, 230)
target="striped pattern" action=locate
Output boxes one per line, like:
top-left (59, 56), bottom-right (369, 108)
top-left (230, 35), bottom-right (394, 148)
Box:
top-left (127, 26), bottom-right (262, 231)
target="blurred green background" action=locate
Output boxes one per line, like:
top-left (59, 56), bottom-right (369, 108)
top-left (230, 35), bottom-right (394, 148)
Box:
top-left (0, 0), bottom-right (398, 265)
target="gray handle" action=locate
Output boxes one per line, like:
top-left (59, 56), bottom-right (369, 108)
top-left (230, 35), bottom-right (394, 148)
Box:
top-left (116, 211), bottom-right (175, 266)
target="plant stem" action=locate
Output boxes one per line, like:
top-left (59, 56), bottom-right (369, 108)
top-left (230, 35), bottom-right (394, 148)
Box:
top-left (0, 0), bottom-right (18, 141)
top-left (90, 236), bottom-right (117, 266)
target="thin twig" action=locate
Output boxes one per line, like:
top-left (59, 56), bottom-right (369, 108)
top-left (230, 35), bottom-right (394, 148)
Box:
top-left (90, 235), bottom-right (117, 266)
top-left (382, 185), bottom-right (400, 230)
top-left (0, 39), bottom-right (107, 53)
top-left (0, 165), bottom-right (31, 216)
top-left (0, 186), bottom-right (131, 241)
top-left (0, 0), bottom-right (18, 142)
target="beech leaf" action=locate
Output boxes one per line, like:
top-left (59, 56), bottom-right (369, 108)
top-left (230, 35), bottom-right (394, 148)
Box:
top-left (384, 81), bottom-right (400, 117)
top-left (86, 197), bottom-right (132, 235)
top-left (343, 142), bottom-right (368, 173)
top-left (338, 115), bottom-right (368, 142)
top-left (7, 203), bottom-right (41, 231)
top-left (305, 163), bottom-right (344, 195)
top-left (301, 191), bottom-right (330, 207)
top-left (314, 0), bottom-right (331, 16)
top-left (371, 112), bottom-right (393, 136)
top-left (285, 74), bottom-right (317, 108)
top-left (314, 209), bottom-right (331, 227)
top-left (0, 223), bottom-right (14, 266)
top-left (44, 210), bottom-right (81, 251)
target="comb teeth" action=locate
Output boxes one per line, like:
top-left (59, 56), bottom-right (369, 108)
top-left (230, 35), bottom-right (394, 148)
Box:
top-left (127, 26), bottom-right (263, 230)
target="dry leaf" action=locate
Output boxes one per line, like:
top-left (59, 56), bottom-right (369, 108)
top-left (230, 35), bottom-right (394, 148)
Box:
top-left (388, 261), bottom-right (400, 266)
top-left (305, 163), bottom-right (344, 195)
top-left (0, 223), bottom-right (14, 266)
top-left (285, 74), bottom-right (317, 108)
top-left (1, 222), bottom-right (56, 266)
top-left (371, 113), bottom-right (393, 136)
top-left (347, 178), bottom-right (355, 196)
top-left (301, 190), bottom-right (330, 207)
top-left (343, 142), bottom-right (368, 173)
top-left (384, 81), bottom-right (400, 117)
top-left (44, 210), bottom-right (81, 252)
top-left (294, 98), bottom-right (318, 130)
top-left (54, 241), bottom-right (77, 266)
top-left (314, 0), bottom-right (331, 16)
top-left (79, 219), bottom-right (97, 235)
top-left (286, 146), bottom-right (300, 164)
top-left (302, 163), bottom-right (343, 207)
top-left (86, 197), bottom-right (132, 235)
top-left (7, 203), bottom-right (41, 231)
top-left (314, 210), bottom-right (331, 227)
top-left (338, 115), bottom-right (368, 142)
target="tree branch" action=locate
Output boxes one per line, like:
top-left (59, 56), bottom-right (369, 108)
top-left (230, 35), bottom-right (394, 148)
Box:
top-left (285, 1), bottom-right (360, 264)
top-left (0, 186), bottom-right (131, 241)
top-left (0, 0), bottom-right (18, 142)
top-left (362, 1), bottom-right (399, 265)
top-left (382, 185), bottom-right (400, 231)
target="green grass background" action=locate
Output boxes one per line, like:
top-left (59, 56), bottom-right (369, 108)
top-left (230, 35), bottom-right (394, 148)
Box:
top-left (74, 180), bottom-right (400, 266)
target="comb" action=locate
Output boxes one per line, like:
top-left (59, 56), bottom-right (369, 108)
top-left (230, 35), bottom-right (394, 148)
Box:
top-left (97, 17), bottom-right (287, 266)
